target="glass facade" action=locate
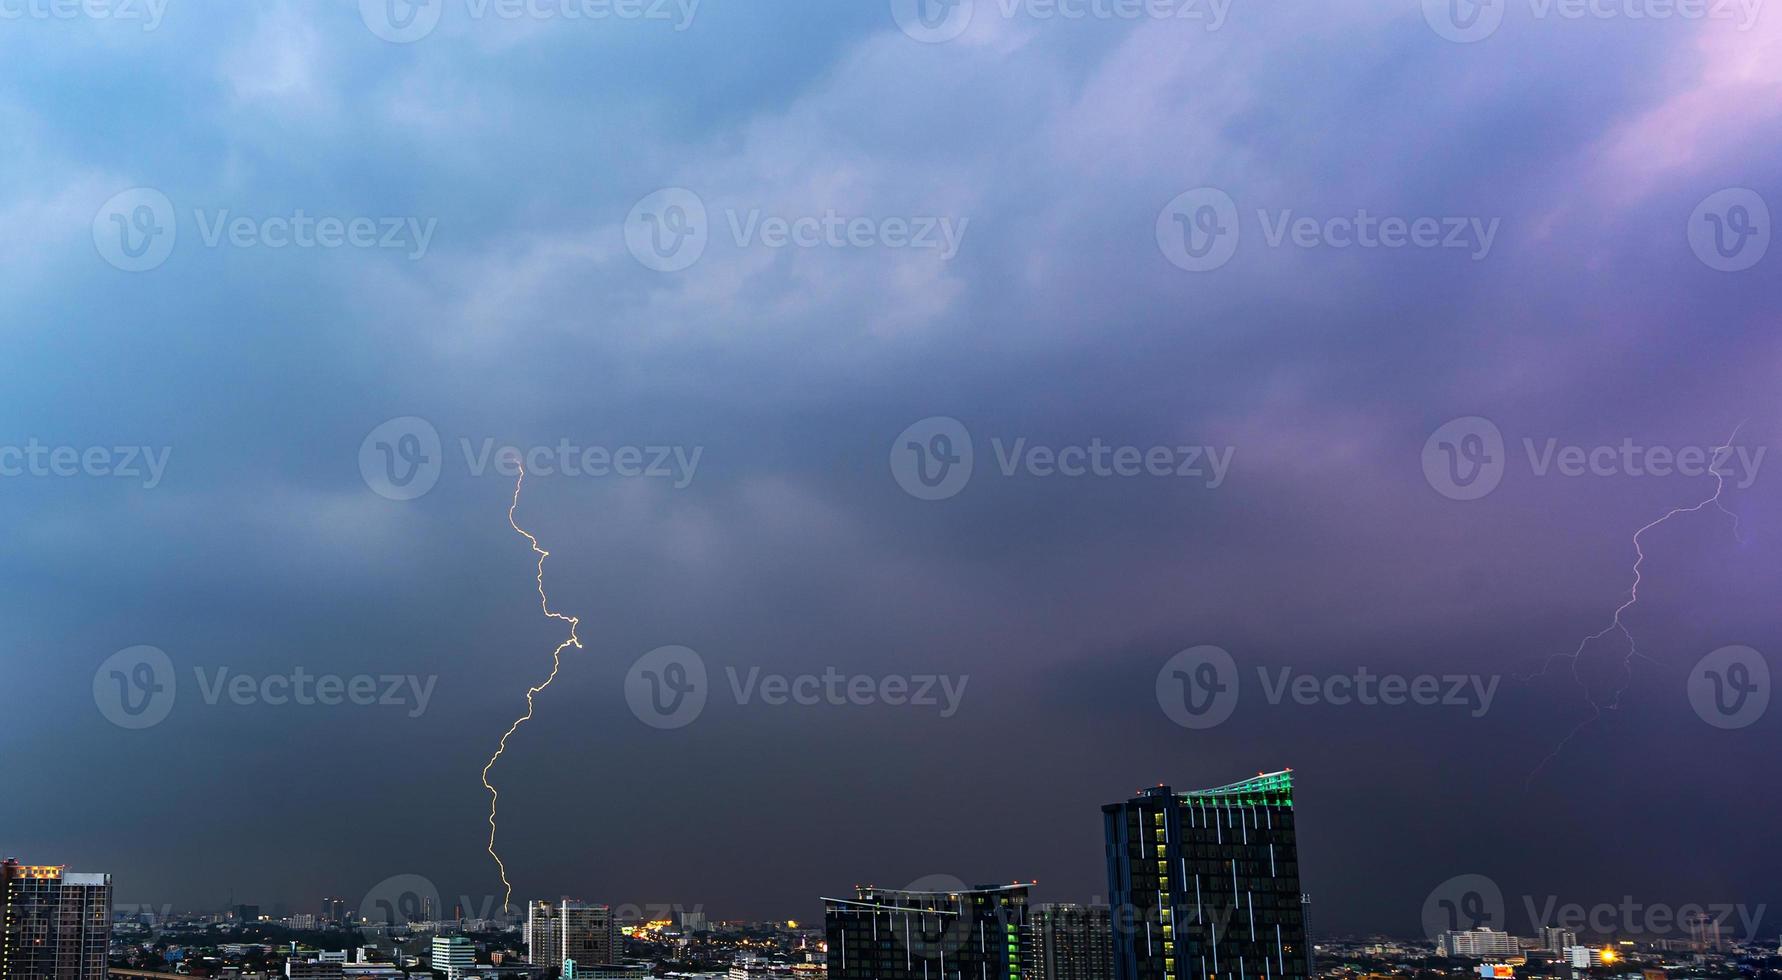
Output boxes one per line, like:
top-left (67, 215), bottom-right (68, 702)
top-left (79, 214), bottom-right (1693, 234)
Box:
top-left (824, 884), bottom-right (1031, 980)
top-left (1102, 772), bottom-right (1308, 980)
top-left (1, 861), bottom-right (112, 980)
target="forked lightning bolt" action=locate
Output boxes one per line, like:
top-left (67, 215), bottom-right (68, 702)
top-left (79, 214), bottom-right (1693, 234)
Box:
top-left (480, 461), bottom-right (583, 912)
top-left (1524, 422), bottom-right (1747, 788)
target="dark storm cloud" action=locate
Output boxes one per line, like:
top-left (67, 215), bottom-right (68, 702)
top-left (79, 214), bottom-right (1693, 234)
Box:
top-left (1, 0), bottom-right (1779, 937)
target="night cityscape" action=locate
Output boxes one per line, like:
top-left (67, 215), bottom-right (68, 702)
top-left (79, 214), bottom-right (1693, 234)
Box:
top-left (4, 1), bottom-right (1778, 980)
top-left (8, 770), bottom-right (1780, 980)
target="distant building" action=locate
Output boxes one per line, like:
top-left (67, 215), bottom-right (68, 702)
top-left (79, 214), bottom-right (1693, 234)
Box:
top-left (1541, 928), bottom-right (1577, 954)
top-left (1564, 946), bottom-right (1604, 968)
top-left (1024, 904), bottom-right (1113, 980)
top-left (1441, 929), bottom-right (1522, 959)
top-left (823, 883), bottom-right (1032, 980)
top-left (527, 900), bottom-right (619, 972)
top-left (432, 936), bottom-right (476, 979)
top-left (288, 961), bottom-right (347, 980)
top-left (238, 904), bottom-right (263, 923)
top-left (1103, 771), bottom-right (1310, 980)
top-left (1, 859), bottom-right (112, 980)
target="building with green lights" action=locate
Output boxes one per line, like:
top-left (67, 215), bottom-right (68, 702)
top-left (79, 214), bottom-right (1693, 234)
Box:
top-left (1023, 903), bottom-right (1113, 980)
top-left (823, 883), bottom-right (1032, 980)
top-left (1101, 771), bottom-right (1309, 980)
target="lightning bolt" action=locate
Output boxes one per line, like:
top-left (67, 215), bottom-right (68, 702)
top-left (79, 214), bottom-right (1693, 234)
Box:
top-left (1524, 422), bottom-right (1748, 789)
top-left (480, 461), bottom-right (583, 913)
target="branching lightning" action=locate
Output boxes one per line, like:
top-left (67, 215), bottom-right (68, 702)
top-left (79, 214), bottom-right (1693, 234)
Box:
top-left (1524, 422), bottom-right (1747, 789)
top-left (480, 462), bottom-right (583, 913)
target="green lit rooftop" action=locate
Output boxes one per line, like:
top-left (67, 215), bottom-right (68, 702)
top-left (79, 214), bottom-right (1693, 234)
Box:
top-left (1178, 769), bottom-right (1294, 806)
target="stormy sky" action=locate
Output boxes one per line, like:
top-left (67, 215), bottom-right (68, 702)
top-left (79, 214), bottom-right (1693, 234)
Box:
top-left (2, 0), bottom-right (1780, 940)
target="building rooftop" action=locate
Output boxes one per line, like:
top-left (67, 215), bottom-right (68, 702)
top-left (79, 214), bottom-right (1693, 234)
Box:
top-left (1179, 769), bottom-right (1294, 806)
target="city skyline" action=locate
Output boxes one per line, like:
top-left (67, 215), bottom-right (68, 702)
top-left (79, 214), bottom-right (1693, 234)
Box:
top-left (6, 0), bottom-right (1780, 950)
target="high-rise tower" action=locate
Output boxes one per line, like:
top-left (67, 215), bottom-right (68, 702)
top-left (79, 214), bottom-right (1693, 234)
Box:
top-left (1, 859), bottom-right (112, 980)
top-left (1102, 771), bottom-right (1308, 980)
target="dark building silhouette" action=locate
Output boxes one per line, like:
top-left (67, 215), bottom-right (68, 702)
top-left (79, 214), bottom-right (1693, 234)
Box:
top-left (1024, 904), bottom-right (1113, 980)
top-left (2, 859), bottom-right (112, 980)
top-left (824, 883), bottom-right (1032, 980)
top-left (1102, 771), bottom-right (1308, 980)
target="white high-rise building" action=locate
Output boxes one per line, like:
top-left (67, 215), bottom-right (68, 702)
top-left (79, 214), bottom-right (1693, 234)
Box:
top-left (431, 935), bottom-right (475, 979)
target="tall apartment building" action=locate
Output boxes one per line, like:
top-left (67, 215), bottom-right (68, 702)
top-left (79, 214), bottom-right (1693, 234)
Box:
top-left (1024, 904), bottom-right (1113, 980)
top-left (1103, 771), bottom-right (1309, 980)
top-left (824, 883), bottom-right (1032, 980)
top-left (527, 900), bottom-right (619, 973)
top-left (1, 859), bottom-right (112, 980)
